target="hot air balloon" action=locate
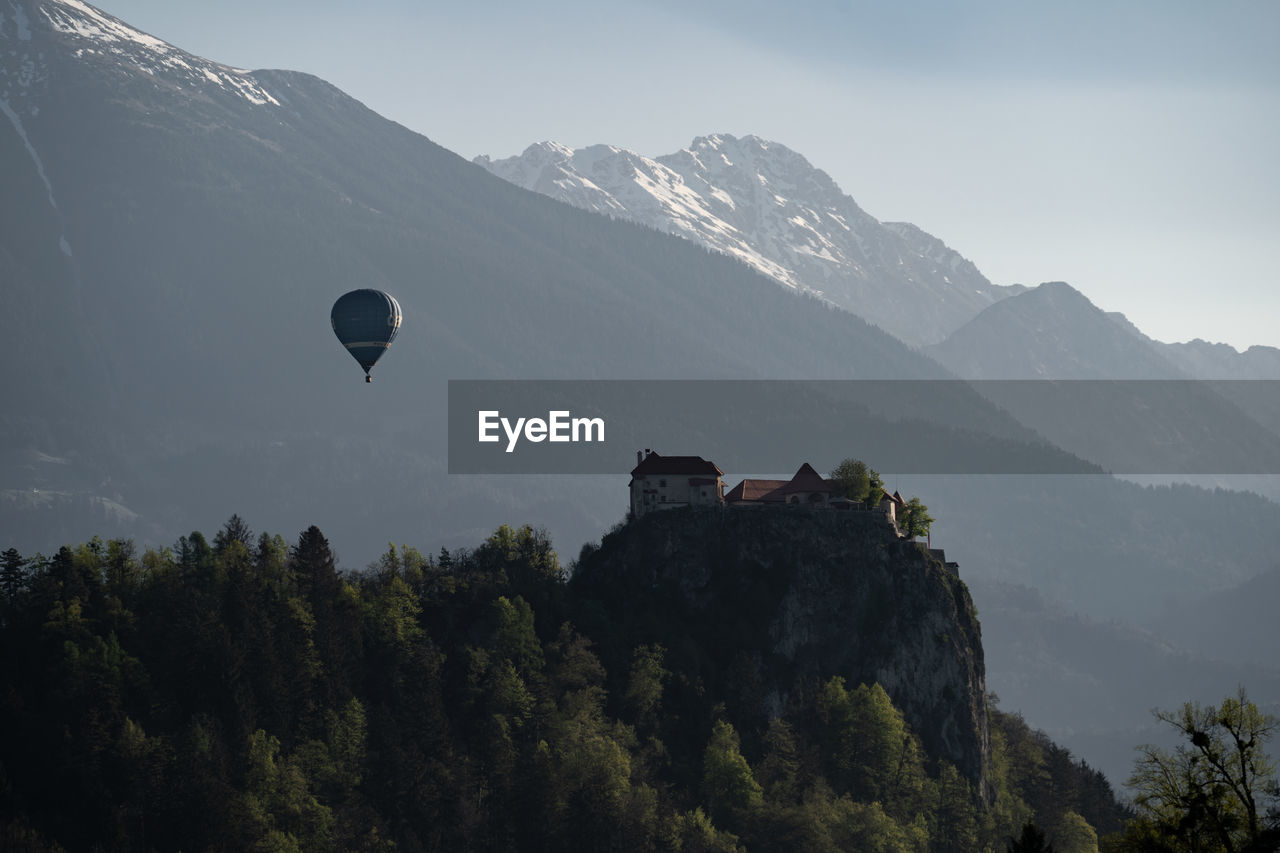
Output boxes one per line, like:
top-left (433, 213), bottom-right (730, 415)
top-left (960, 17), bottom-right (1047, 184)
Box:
top-left (331, 289), bottom-right (402, 382)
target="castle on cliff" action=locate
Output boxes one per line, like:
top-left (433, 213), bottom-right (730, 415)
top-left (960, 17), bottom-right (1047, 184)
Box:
top-left (628, 450), bottom-right (906, 525)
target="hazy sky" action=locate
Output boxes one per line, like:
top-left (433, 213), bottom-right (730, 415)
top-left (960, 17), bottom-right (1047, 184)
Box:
top-left (97, 0), bottom-right (1280, 350)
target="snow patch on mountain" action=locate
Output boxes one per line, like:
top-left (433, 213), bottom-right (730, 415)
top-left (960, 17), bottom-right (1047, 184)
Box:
top-left (477, 140), bottom-right (803, 289)
top-left (477, 134), bottom-right (1018, 345)
top-left (43, 0), bottom-right (165, 48)
top-left (37, 0), bottom-right (279, 106)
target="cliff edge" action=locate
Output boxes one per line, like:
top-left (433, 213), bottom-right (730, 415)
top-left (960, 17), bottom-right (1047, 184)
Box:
top-left (571, 506), bottom-right (990, 796)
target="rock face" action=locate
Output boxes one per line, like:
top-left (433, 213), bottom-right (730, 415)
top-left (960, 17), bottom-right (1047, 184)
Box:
top-left (572, 506), bottom-right (990, 795)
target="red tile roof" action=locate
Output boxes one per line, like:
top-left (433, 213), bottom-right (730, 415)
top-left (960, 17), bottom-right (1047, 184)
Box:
top-left (726, 464), bottom-right (834, 503)
top-left (725, 478), bottom-right (789, 503)
top-left (778, 463), bottom-right (831, 494)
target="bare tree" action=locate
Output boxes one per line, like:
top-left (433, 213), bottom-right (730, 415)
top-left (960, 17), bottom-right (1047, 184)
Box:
top-left (1126, 687), bottom-right (1279, 852)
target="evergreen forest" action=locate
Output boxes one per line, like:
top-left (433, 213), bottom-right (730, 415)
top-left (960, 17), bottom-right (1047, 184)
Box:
top-left (0, 516), bottom-right (1145, 852)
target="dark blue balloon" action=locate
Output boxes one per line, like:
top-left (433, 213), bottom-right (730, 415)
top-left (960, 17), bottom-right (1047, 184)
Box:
top-left (331, 289), bottom-right (402, 381)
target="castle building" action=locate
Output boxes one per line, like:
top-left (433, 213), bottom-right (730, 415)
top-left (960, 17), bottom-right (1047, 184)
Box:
top-left (629, 450), bottom-right (725, 519)
top-left (725, 464), bottom-right (907, 527)
top-left (629, 453), bottom-right (908, 534)
top-left (724, 462), bottom-right (833, 506)
top-left (878, 489), bottom-right (907, 525)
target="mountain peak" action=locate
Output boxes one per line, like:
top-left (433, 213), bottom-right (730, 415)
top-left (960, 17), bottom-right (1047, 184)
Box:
top-left (21, 0), bottom-right (280, 107)
top-left (688, 132), bottom-right (784, 155)
top-left (928, 281), bottom-right (1186, 379)
top-left (524, 140), bottom-right (575, 159)
top-left (686, 132), bottom-right (747, 159)
top-left (1034, 280), bottom-right (1086, 299)
top-left (41, 0), bottom-right (169, 52)
top-left (478, 134), bottom-right (1016, 346)
top-left (680, 133), bottom-right (826, 187)
top-left (488, 140), bottom-right (574, 170)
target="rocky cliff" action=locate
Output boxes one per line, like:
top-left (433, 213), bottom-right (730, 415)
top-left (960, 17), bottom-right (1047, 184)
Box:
top-left (570, 506), bottom-right (991, 796)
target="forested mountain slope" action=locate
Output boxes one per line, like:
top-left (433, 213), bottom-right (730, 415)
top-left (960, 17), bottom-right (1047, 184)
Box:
top-left (0, 512), bottom-right (1131, 851)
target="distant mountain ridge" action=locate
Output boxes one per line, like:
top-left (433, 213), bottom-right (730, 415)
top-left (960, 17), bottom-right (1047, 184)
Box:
top-left (926, 281), bottom-right (1187, 379)
top-left (479, 137), bottom-right (1280, 380)
top-left (922, 282), bottom-right (1280, 492)
top-left (1157, 338), bottom-right (1280, 379)
top-left (477, 135), bottom-right (1023, 347)
top-left (929, 280), bottom-right (1280, 380)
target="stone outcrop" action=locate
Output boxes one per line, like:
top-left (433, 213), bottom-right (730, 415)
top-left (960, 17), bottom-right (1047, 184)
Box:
top-left (572, 506), bottom-right (990, 796)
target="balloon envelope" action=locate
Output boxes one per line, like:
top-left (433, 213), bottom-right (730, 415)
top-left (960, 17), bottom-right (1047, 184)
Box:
top-left (331, 289), bottom-right (402, 377)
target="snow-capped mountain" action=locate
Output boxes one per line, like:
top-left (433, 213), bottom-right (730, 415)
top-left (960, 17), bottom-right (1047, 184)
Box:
top-left (2, 0), bottom-right (280, 111)
top-left (2, 0), bottom-right (283, 261)
top-left (476, 134), bottom-right (1023, 347)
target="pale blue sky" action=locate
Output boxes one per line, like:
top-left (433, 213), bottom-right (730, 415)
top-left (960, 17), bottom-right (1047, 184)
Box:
top-left (97, 0), bottom-right (1280, 349)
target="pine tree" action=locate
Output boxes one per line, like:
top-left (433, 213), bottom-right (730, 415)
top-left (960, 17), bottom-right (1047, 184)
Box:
top-left (1, 546), bottom-right (27, 604)
top-left (1007, 821), bottom-right (1055, 852)
top-left (214, 514), bottom-right (253, 554)
top-left (702, 719), bottom-right (763, 820)
top-left (291, 525), bottom-right (338, 605)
